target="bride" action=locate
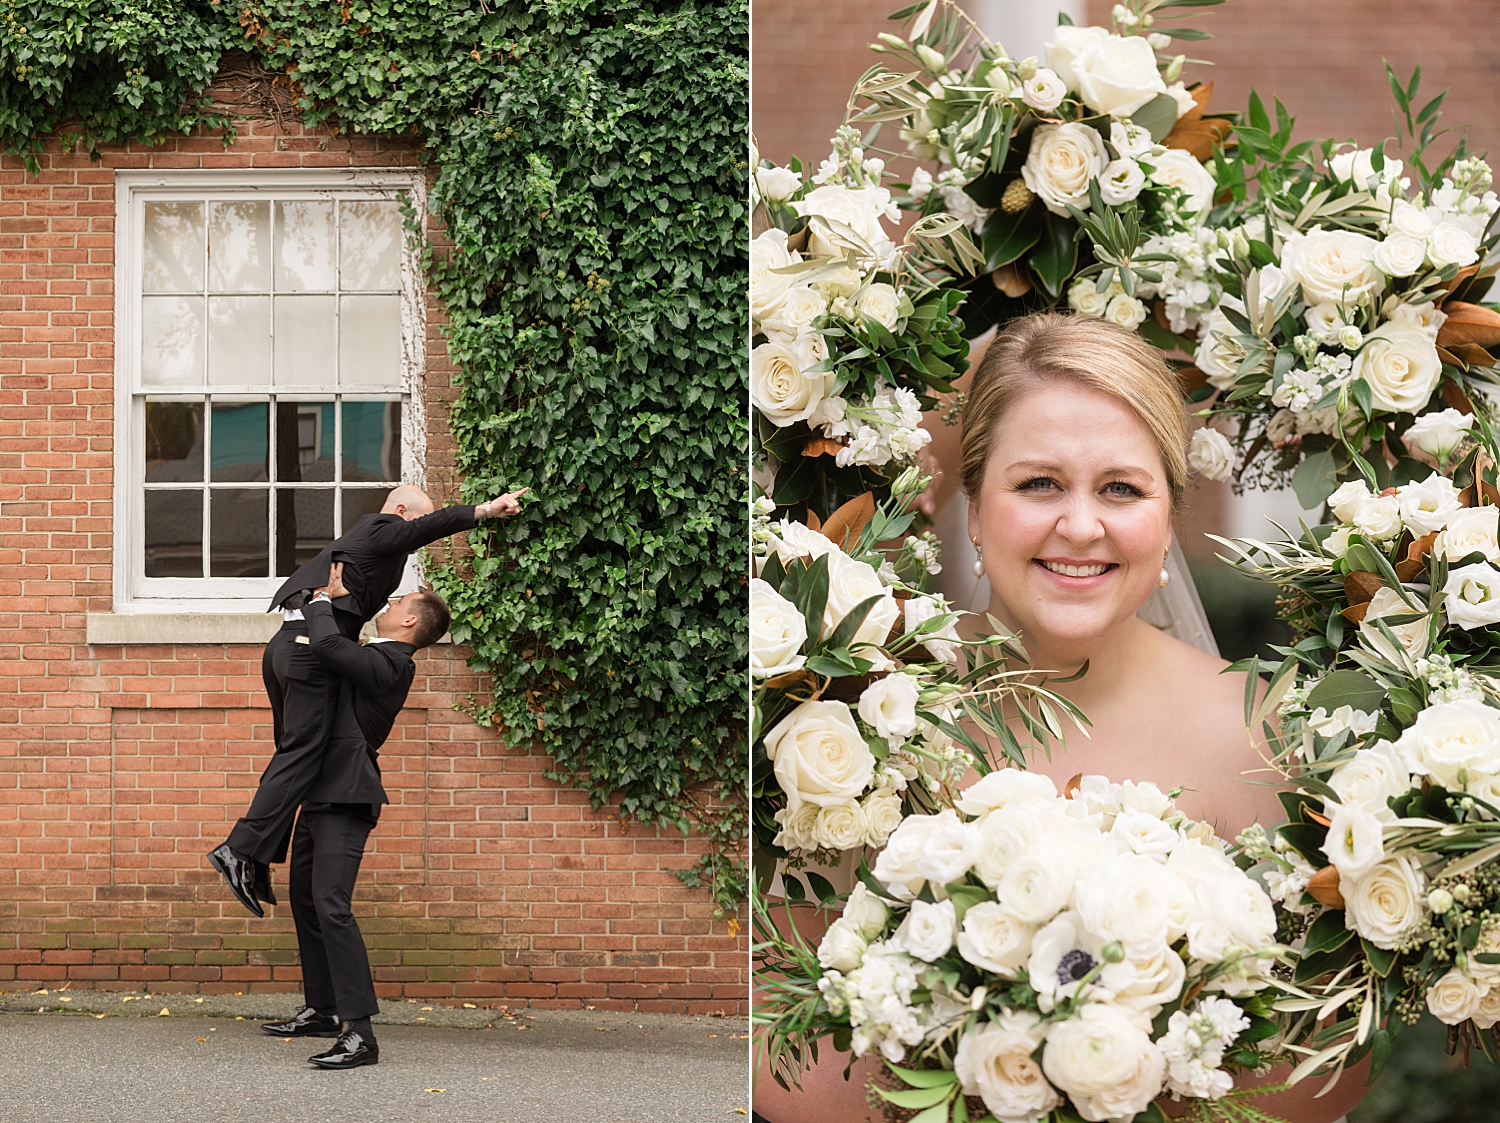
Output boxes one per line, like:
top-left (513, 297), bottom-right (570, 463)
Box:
top-left (754, 312), bottom-right (1367, 1122)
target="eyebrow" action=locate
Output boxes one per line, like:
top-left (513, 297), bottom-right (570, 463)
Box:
top-left (1005, 459), bottom-right (1154, 477)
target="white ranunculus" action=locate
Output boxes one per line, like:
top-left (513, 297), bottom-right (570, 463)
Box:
top-left (764, 700), bottom-right (876, 814)
top-left (1043, 1004), bottom-right (1165, 1123)
top-left (1428, 969), bottom-right (1486, 1025)
top-left (862, 789), bottom-right (904, 847)
top-left (1104, 293), bottom-right (1147, 329)
top-left (1021, 67), bottom-right (1067, 113)
top-left (1445, 563), bottom-right (1500, 630)
top-left (957, 770), bottom-right (1059, 816)
top-left (1393, 699), bottom-right (1500, 791)
top-left (1437, 505), bottom-right (1500, 564)
top-left (998, 843), bottom-right (1078, 925)
top-left (1074, 853), bottom-right (1191, 959)
top-left (1344, 856), bottom-right (1425, 949)
top-left (1428, 219), bottom-right (1481, 269)
top-left (874, 813), bottom-right (940, 895)
top-left (1110, 808), bottom-right (1179, 862)
top-left (1098, 157), bottom-right (1145, 206)
top-left (903, 594), bottom-right (962, 664)
top-left (1148, 149), bottom-right (1217, 218)
top-left (1354, 323), bottom-right (1442, 414)
top-left (1326, 742), bottom-right (1410, 821)
top-left (954, 1013), bottom-right (1061, 1123)
top-left (750, 229), bottom-right (800, 324)
top-left (1113, 941), bottom-right (1188, 1015)
top-left (971, 803), bottom-right (1054, 889)
top-left (817, 916), bottom-right (868, 972)
top-left (1069, 33), bottom-right (1167, 118)
top-left (1329, 479), bottom-right (1372, 524)
top-left (858, 673), bottom-right (920, 746)
top-left (843, 881), bottom-right (889, 939)
top-left (749, 578), bottom-right (807, 678)
top-left (896, 898), bottom-right (956, 961)
top-left (1188, 426), bottom-right (1234, 481)
top-left (793, 184), bottom-right (896, 260)
top-left (816, 801), bottom-right (870, 850)
top-left (1022, 123), bottom-right (1109, 216)
top-left (917, 809), bottom-right (980, 887)
top-left (1406, 408), bottom-right (1475, 460)
top-left (751, 340), bottom-right (834, 426)
top-left (824, 551), bottom-right (901, 652)
top-left (1358, 586), bottom-right (1431, 664)
top-left (957, 901), bottom-right (1035, 977)
top-left (1374, 233), bottom-right (1428, 278)
top-left (1321, 801), bottom-right (1386, 882)
top-left (1399, 473), bottom-right (1463, 535)
top-left (1045, 25), bottom-right (1110, 91)
top-left (856, 282), bottom-right (901, 330)
top-left (1351, 494), bottom-right (1403, 541)
top-left (1281, 228), bottom-right (1383, 306)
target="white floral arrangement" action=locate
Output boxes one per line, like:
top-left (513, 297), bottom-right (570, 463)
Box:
top-left (756, 770), bottom-right (1291, 1122)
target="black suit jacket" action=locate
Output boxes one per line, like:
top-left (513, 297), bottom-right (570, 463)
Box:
top-left (301, 599), bottom-right (417, 806)
top-left (269, 505), bottom-right (478, 638)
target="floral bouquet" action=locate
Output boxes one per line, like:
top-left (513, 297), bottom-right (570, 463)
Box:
top-left (750, 476), bottom-right (1087, 885)
top-left (1184, 66), bottom-right (1500, 502)
top-left (755, 770), bottom-right (1292, 1122)
top-left (1213, 446), bottom-right (1500, 1079)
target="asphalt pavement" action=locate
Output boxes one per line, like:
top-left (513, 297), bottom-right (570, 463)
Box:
top-left (0, 992), bottom-right (750, 1123)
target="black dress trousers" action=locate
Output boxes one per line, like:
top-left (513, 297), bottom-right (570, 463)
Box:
top-left (225, 624), bottom-right (338, 864)
top-left (289, 805), bottom-right (380, 1022)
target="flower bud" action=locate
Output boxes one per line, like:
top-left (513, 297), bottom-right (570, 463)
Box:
top-left (877, 32), bottom-right (908, 49)
top-left (1216, 228), bottom-right (1233, 250)
top-left (1232, 229), bottom-right (1251, 261)
top-left (1101, 940), bottom-right (1126, 964)
top-left (1017, 56), bottom-right (1038, 81)
top-left (1147, 32), bottom-right (1171, 51)
top-left (892, 466), bottom-right (927, 496)
top-left (915, 44), bottom-right (947, 75)
top-left (1455, 884), bottom-right (1473, 903)
top-left (865, 157), bottom-right (885, 176)
top-left (969, 986), bottom-right (988, 1011)
top-left (1164, 54), bottom-right (1185, 81)
top-left (1338, 324), bottom-right (1363, 350)
top-left (1429, 887), bottom-right (1455, 914)
top-left (984, 67), bottom-right (1012, 94)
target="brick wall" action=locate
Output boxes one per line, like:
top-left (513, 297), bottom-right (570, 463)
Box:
top-left (0, 66), bottom-right (746, 1013)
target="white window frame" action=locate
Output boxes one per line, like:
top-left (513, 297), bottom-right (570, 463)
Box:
top-left (110, 169), bottom-right (428, 616)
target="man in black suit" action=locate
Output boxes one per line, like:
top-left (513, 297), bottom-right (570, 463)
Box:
top-left (259, 562), bottom-right (447, 1069)
top-left (209, 484), bottom-right (527, 914)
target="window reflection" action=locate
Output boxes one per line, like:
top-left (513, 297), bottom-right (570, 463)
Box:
top-left (210, 402), bottom-right (269, 483)
top-left (210, 489), bottom-right (269, 577)
top-left (144, 490), bottom-right (203, 577)
top-left (144, 402), bottom-right (203, 483)
top-left (342, 401), bottom-right (401, 482)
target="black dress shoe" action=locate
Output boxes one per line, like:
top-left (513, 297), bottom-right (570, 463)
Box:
top-left (262, 1006), bottom-right (341, 1037)
top-left (308, 1030), bottom-right (379, 1069)
top-left (253, 862), bottom-right (277, 906)
top-left (207, 843), bottom-right (264, 918)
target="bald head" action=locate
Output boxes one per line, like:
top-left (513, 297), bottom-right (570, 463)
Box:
top-left (382, 485), bottom-right (435, 521)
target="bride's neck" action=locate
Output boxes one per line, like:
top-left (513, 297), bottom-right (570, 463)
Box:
top-left (985, 598), bottom-right (1150, 706)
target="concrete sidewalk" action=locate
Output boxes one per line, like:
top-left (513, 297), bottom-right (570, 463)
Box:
top-left (0, 992), bottom-right (750, 1123)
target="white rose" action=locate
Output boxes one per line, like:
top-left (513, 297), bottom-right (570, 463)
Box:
top-left (954, 1013), bottom-right (1061, 1123)
top-left (773, 802), bottom-right (821, 850)
top-left (858, 673), bottom-right (920, 745)
top-left (843, 882), bottom-right (889, 939)
top-left (1351, 494), bottom-right (1403, 541)
top-left (751, 340), bottom-right (834, 426)
top-left (1321, 801), bottom-right (1386, 882)
top-left (957, 901), bottom-right (1036, 977)
top-left (903, 594), bottom-right (962, 664)
top-left (1445, 563), bottom-right (1500, 630)
top-left (874, 813), bottom-right (940, 894)
top-left (957, 770), bottom-right (1059, 817)
top-left (1068, 275), bottom-right (1112, 318)
top-left (1110, 808), bottom-right (1178, 861)
top-left (1045, 25), bottom-right (1110, 92)
top-left (1022, 123), bottom-right (1108, 216)
top-left (1359, 586), bottom-right (1431, 664)
top-left (1329, 479), bottom-right (1372, 524)
top-left (1326, 742), bottom-right (1410, 821)
top-left (856, 282), bottom-right (901, 330)
top-left (1104, 293), bottom-right (1148, 329)
top-left (1194, 306), bottom-right (1241, 390)
top-left (1070, 33), bottom-right (1167, 118)
top-left (971, 804), bottom-right (1054, 889)
top-left (1345, 856), bottom-right (1425, 950)
top-left (764, 700), bottom-right (876, 814)
top-left (918, 809), bottom-right (980, 887)
top-left (749, 578), bottom-right (807, 678)
top-left (816, 801), bottom-right (871, 850)
top-left (1427, 968), bottom-right (1486, 1025)
top-left (1393, 699), bottom-right (1500, 790)
top-left (1391, 199), bottom-right (1435, 238)
top-left (1428, 219), bottom-right (1481, 269)
top-left (1406, 409), bottom-right (1475, 460)
top-left (1074, 854), bottom-right (1191, 958)
top-left (1112, 941), bottom-right (1188, 1013)
top-left (1355, 323), bottom-right (1442, 413)
top-left (825, 551), bottom-right (901, 651)
top-left (1188, 426), bottom-right (1234, 481)
top-left (896, 898), bottom-right (956, 961)
top-left (1474, 983), bottom-right (1500, 1030)
top-left (750, 229), bottom-right (800, 324)
top-left (1437, 505), bottom-right (1500, 564)
top-left (1399, 473), bottom-right (1463, 535)
top-left (1147, 149), bottom-right (1217, 218)
top-left (1117, 780), bottom-right (1173, 818)
top-left (1164, 81), bottom-right (1197, 119)
top-left (764, 284), bottom-right (827, 337)
top-left (793, 184), bottom-right (896, 259)
top-left (1021, 67), bottom-right (1067, 113)
top-left (1098, 157), bottom-right (1145, 206)
top-left (756, 164), bottom-right (802, 203)
top-left (1281, 227), bottom-right (1383, 306)
top-left (862, 789), bottom-right (904, 847)
top-left (1374, 233), bottom-right (1428, 278)
top-left (1110, 120), bottom-right (1154, 159)
top-left (1043, 1005), bottom-right (1165, 1122)
top-left (818, 916), bottom-right (869, 972)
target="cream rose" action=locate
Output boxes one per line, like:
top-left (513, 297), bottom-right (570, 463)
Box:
top-left (816, 801), bottom-right (870, 851)
top-left (1406, 408), bottom-right (1475, 460)
top-left (1326, 742), bottom-right (1410, 821)
top-left (1445, 563), bottom-right (1500, 631)
top-left (1045, 25), bottom-right (1110, 92)
top-left (862, 789), bottom-right (904, 847)
top-left (1022, 123), bottom-right (1108, 215)
top-left (773, 802), bottom-right (820, 850)
top-left (917, 809), bottom-right (980, 886)
top-left (1188, 426), bottom-right (1234, 481)
top-left (763, 284), bottom-right (827, 338)
top-left (856, 282), bottom-right (901, 330)
top-left (1069, 33), bottom-right (1167, 118)
top-left (750, 229), bottom-right (801, 326)
top-left (1374, 233), bottom-right (1427, 278)
top-left (1345, 856), bottom-right (1425, 950)
top-left (970, 804), bottom-right (1059, 890)
top-left (751, 340), bottom-right (834, 426)
top-left (793, 184), bottom-right (896, 260)
top-left (1359, 586), bottom-right (1431, 663)
top-left (1474, 983), bottom-right (1500, 1030)
top-left (954, 1013), bottom-right (1061, 1123)
top-left (1104, 293), bottom-right (1147, 329)
top-left (1068, 275), bottom-right (1112, 318)
top-left (764, 700), bottom-right (875, 814)
top-left (842, 882), bottom-right (889, 939)
top-left (1281, 227), bottom-right (1382, 306)
top-left (1354, 323), bottom-right (1442, 413)
top-left (1399, 473), bottom-right (1463, 535)
top-left (1112, 942), bottom-right (1188, 1013)
top-left (1351, 494), bottom-right (1403, 541)
top-left (755, 164), bottom-right (802, 203)
top-left (824, 551), bottom-right (901, 652)
top-left (896, 898), bottom-right (956, 961)
top-left (1393, 699), bottom-right (1500, 790)
top-left (1427, 219), bottom-right (1481, 269)
top-left (1043, 1005), bottom-right (1166, 1122)
top-left (957, 901), bottom-right (1036, 977)
top-left (1147, 149), bottom-right (1217, 218)
top-left (817, 916), bottom-right (868, 972)
top-left (749, 578), bottom-right (807, 678)
top-left (1437, 505), bottom-right (1500, 564)
top-left (1194, 306), bottom-right (1241, 390)
top-left (1428, 968), bottom-right (1485, 1025)
top-left (858, 673), bottom-right (920, 745)
top-left (1329, 479), bottom-right (1371, 523)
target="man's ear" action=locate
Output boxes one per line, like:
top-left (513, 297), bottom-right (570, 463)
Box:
top-left (400, 612), bottom-right (421, 631)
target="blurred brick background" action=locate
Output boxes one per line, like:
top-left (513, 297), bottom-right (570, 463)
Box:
top-left (0, 64), bottom-right (746, 1012)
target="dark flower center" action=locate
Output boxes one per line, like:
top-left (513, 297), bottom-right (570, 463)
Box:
top-left (1057, 949), bottom-right (1095, 986)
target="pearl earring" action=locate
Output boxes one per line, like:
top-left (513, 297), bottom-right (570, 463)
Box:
top-left (971, 540), bottom-right (986, 578)
top-left (1158, 553), bottom-right (1170, 588)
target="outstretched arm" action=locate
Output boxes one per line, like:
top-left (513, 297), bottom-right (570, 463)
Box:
top-left (304, 597), bottom-right (404, 697)
top-left (361, 489), bottom-right (529, 558)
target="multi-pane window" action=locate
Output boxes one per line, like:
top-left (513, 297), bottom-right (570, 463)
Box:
top-left (116, 173), bottom-right (423, 607)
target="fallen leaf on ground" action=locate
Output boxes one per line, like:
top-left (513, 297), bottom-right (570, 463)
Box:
top-left (196, 1037), bottom-right (206, 1042)
top-left (235, 1016), bottom-right (244, 1021)
top-left (421, 1006), bottom-right (433, 1011)
top-left (462, 1003), bottom-right (476, 1009)
top-left (424, 1088), bottom-right (446, 1094)
top-left (59, 997), bottom-right (71, 1003)
top-left (417, 1017), bottom-right (426, 1022)
top-left (33, 990), bottom-right (47, 995)
top-left (121, 996), bottom-right (139, 1003)
top-left (157, 1008), bottom-right (170, 1017)
top-left (594, 1027), bottom-right (613, 1032)
top-left (193, 997), bottom-right (203, 1003)
top-left (92, 1014), bottom-right (105, 1020)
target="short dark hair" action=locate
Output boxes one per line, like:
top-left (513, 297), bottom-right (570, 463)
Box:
top-left (408, 588), bottom-right (452, 649)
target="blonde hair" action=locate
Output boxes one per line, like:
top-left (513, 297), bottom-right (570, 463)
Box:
top-left (959, 312), bottom-right (1189, 508)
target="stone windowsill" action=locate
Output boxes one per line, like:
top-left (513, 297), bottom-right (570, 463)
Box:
top-left (86, 613), bottom-right (452, 646)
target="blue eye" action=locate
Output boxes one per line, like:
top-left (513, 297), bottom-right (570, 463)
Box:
top-left (1103, 481), bottom-right (1145, 498)
top-left (1019, 476), bottom-right (1059, 492)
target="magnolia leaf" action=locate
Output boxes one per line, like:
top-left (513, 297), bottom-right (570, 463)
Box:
top-left (1306, 669), bottom-right (1384, 714)
top-left (1132, 93), bottom-right (1182, 142)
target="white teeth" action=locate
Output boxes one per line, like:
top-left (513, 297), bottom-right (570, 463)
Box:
top-left (1041, 561), bottom-right (1108, 577)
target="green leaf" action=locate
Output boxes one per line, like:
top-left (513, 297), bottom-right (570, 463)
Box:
top-left (1292, 449), bottom-right (1341, 509)
top-left (824, 595), bottom-right (884, 652)
top-left (1130, 1105), bottom-right (1168, 1123)
top-left (805, 872), bottom-right (838, 903)
top-left (875, 1083), bottom-right (954, 1109)
top-left (980, 202), bottom-right (1044, 271)
top-left (1362, 937), bottom-right (1398, 977)
top-left (781, 874), bottom-right (806, 903)
top-left (1131, 94), bottom-right (1182, 143)
top-left (1029, 211), bottom-right (1079, 299)
top-left (1306, 669), bottom-right (1385, 714)
top-left (886, 1066), bottom-right (960, 1089)
top-left (1304, 908), bottom-right (1354, 955)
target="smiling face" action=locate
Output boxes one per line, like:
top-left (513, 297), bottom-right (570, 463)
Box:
top-left (375, 590), bottom-right (424, 639)
top-left (969, 376), bottom-right (1174, 650)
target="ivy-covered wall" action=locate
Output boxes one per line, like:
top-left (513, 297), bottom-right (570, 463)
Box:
top-left (0, 0), bottom-right (748, 905)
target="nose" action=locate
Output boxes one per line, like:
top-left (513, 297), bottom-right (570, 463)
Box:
top-left (1053, 490), bottom-right (1106, 546)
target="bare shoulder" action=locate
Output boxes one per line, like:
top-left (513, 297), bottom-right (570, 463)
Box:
top-left (1137, 627), bottom-right (1265, 744)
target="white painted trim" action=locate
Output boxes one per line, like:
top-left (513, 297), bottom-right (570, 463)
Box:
top-left (85, 611), bottom-right (454, 646)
